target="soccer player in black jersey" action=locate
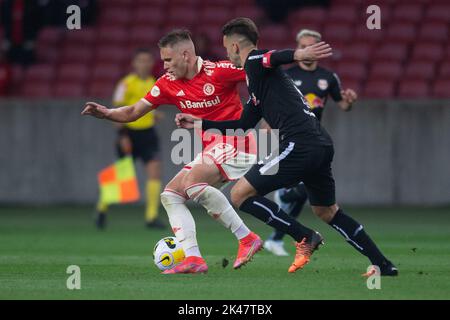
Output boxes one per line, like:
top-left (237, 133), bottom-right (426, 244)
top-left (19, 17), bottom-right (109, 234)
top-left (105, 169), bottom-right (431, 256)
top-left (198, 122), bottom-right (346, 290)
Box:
top-left (176, 18), bottom-right (397, 276)
top-left (264, 29), bottom-right (358, 256)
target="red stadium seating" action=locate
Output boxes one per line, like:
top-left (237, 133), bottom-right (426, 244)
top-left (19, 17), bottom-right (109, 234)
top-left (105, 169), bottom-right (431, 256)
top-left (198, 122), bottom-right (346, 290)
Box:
top-left (340, 42), bottom-right (373, 62)
top-left (96, 26), bottom-right (128, 45)
top-left (98, 8), bottom-right (132, 26)
top-left (368, 62), bottom-right (403, 81)
top-left (397, 80), bottom-right (429, 98)
top-left (417, 22), bottom-right (448, 42)
top-left (404, 61), bottom-right (436, 80)
top-left (91, 64), bottom-right (123, 82)
top-left (57, 64), bottom-right (90, 82)
top-left (424, 5), bottom-right (450, 23)
top-left (24, 64), bottom-right (55, 82)
top-left (372, 44), bottom-right (409, 61)
top-left (167, 8), bottom-right (198, 25)
top-left (354, 28), bottom-right (385, 43)
top-left (60, 45), bottom-right (94, 64)
top-left (36, 27), bottom-right (63, 46)
top-left (363, 80), bottom-right (396, 98)
top-left (54, 82), bottom-right (86, 98)
top-left (35, 43), bottom-right (60, 64)
top-left (132, 7), bottom-right (165, 27)
top-left (385, 22), bottom-right (417, 43)
top-left (327, 5), bottom-right (359, 24)
top-left (22, 82), bottom-right (52, 98)
top-left (199, 8), bottom-right (232, 25)
top-left (322, 23), bottom-right (353, 43)
top-left (432, 79), bottom-right (450, 98)
top-left (411, 43), bottom-right (444, 62)
top-left (88, 81), bottom-right (116, 98)
top-left (64, 28), bottom-right (97, 45)
top-left (335, 62), bottom-right (367, 81)
top-left (94, 45), bottom-right (128, 64)
top-left (438, 61), bottom-right (450, 79)
top-left (392, 4), bottom-right (423, 23)
top-left (289, 7), bottom-right (327, 25)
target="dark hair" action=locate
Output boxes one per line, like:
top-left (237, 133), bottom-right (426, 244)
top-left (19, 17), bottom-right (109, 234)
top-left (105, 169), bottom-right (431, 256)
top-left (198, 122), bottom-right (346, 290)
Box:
top-left (158, 29), bottom-right (192, 48)
top-left (222, 17), bottom-right (259, 45)
top-left (133, 47), bottom-right (153, 58)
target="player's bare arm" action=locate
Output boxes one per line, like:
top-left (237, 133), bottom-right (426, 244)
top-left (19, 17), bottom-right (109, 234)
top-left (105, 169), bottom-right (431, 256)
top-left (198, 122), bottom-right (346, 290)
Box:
top-left (81, 99), bottom-right (151, 122)
top-left (338, 88), bottom-right (358, 111)
top-left (294, 41), bottom-right (332, 61)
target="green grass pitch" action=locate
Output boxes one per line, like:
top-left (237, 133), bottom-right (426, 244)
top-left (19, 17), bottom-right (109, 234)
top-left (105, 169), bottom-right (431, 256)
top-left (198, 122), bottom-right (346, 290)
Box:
top-left (0, 205), bottom-right (449, 300)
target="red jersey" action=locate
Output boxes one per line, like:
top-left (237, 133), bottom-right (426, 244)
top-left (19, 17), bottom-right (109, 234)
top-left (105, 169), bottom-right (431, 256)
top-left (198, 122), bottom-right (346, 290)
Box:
top-left (142, 57), bottom-right (256, 154)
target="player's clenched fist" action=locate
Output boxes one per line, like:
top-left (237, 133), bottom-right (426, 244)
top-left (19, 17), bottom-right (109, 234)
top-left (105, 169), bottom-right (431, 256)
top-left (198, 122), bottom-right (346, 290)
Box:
top-left (81, 102), bottom-right (111, 119)
top-left (175, 113), bottom-right (202, 129)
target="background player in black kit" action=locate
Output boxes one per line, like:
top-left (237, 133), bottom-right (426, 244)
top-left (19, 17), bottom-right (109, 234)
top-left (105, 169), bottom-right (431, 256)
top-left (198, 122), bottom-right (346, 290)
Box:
top-left (177, 18), bottom-right (397, 276)
top-left (264, 29), bottom-right (358, 256)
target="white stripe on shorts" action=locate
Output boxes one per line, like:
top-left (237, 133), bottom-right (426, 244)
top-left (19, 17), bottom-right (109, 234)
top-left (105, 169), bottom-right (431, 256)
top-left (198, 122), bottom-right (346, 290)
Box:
top-left (259, 142), bottom-right (295, 175)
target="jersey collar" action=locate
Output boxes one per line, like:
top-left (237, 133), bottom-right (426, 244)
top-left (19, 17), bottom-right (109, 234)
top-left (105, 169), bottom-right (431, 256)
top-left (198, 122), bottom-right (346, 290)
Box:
top-left (196, 56), bottom-right (204, 73)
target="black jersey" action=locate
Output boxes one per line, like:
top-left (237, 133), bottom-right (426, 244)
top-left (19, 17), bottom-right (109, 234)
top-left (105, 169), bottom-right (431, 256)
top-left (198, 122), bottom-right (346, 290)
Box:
top-left (203, 49), bottom-right (332, 147)
top-left (286, 65), bottom-right (342, 121)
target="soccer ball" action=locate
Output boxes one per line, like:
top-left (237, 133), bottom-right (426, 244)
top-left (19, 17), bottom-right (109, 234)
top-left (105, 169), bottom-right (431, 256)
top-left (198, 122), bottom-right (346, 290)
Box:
top-left (153, 236), bottom-right (185, 271)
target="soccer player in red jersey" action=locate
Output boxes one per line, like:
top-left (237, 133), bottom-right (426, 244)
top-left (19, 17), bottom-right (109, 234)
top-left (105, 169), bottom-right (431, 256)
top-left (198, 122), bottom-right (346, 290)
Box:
top-left (82, 30), bottom-right (262, 274)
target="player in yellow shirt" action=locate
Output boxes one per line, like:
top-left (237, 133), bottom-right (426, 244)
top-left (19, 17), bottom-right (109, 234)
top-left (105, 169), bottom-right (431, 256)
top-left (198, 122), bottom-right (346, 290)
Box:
top-left (96, 48), bottom-right (165, 229)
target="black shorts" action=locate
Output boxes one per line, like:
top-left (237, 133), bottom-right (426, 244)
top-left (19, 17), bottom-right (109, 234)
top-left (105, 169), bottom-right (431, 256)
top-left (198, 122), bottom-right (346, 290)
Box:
top-left (117, 127), bottom-right (160, 163)
top-left (244, 140), bottom-right (336, 206)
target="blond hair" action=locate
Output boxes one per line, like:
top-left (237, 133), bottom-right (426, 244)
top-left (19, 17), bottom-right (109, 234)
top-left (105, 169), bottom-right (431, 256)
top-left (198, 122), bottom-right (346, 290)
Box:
top-left (296, 29), bottom-right (322, 42)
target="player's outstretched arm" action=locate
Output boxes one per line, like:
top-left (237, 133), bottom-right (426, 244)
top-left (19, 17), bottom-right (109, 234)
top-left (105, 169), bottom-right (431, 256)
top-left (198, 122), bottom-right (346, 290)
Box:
top-left (175, 113), bottom-right (202, 129)
top-left (81, 100), bottom-right (152, 122)
top-left (294, 41), bottom-right (332, 61)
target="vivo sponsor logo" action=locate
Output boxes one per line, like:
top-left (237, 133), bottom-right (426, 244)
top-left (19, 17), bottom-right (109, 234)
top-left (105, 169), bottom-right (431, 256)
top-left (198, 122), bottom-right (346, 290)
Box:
top-left (179, 96), bottom-right (221, 109)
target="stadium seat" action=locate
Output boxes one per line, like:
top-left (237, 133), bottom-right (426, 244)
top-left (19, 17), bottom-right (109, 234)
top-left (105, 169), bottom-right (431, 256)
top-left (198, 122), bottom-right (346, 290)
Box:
top-left (98, 8), bottom-right (132, 26)
top-left (392, 4), bottom-right (423, 23)
top-left (354, 27), bottom-right (385, 43)
top-left (327, 5), bottom-right (358, 24)
top-left (432, 79), bottom-right (450, 98)
top-left (96, 26), bottom-right (128, 45)
top-left (259, 25), bottom-right (289, 44)
top-left (372, 43), bottom-right (408, 61)
top-left (87, 81), bottom-right (116, 98)
top-left (128, 26), bottom-right (160, 45)
top-left (54, 82), bottom-right (86, 98)
top-left (233, 5), bottom-right (265, 21)
top-left (57, 64), bottom-right (90, 82)
top-left (60, 45), bottom-right (94, 64)
top-left (404, 61), bottom-right (436, 80)
top-left (289, 7), bottom-right (327, 25)
top-left (398, 80), bottom-right (429, 98)
top-left (417, 22), bottom-right (448, 42)
top-left (385, 22), bottom-right (417, 43)
top-left (132, 7), bottom-right (166, 27)
top-left (94, 45), bottom-right (128, 64)
top-left (168, 8), bottom-right (198, 25)
top-left (36, 27), bottom-right (63, 46)
top-left (363, 80), bottom-right (396, 98)
top-left (35, 43), bottom-right (60, 64)
top-left (24, 64), bottom-right (55, 82)
top-left (335, 62), bottom-right (367, 81)
top-left (438, 61), bottom-right (450, 79)
top-left (424, 5), bottom-right (450, 23)
top-left (322, 23), bottom-right (353, 43)
top-left (338, 78), bottom-right (362, 95)
top-left (64, 28), bottom-right (97, 45)
top-left (22, 82), bottom-right (52, 98)
top-left (91, 64), bottom-right (123, 82)
top-left (368, 62), bottom-right (403, 81)
top-left (340, 42), bottom-right (372, 62)
top-left (199, 8), bottom-right (232, 25)
top-left (411, 43), bottom-right (444, 62)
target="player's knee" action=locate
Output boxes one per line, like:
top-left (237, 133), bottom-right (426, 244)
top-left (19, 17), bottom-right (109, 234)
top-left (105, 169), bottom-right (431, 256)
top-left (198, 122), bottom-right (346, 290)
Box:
top-left (160, 189), bottom-right (186, 207)
top-left (313, 205), bottom-right (338, 223)
top-left (230, 188), bottom-right (246, 208)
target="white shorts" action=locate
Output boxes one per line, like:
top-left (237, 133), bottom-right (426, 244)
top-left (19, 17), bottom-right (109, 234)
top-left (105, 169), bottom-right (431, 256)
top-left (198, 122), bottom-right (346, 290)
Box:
top-left (183, 142), bottom-right (257, 181)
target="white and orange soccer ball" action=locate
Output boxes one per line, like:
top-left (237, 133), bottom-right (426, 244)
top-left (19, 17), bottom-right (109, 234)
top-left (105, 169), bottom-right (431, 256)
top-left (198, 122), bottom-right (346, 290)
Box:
top-left (153, 236), bottom-right (185, 271)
